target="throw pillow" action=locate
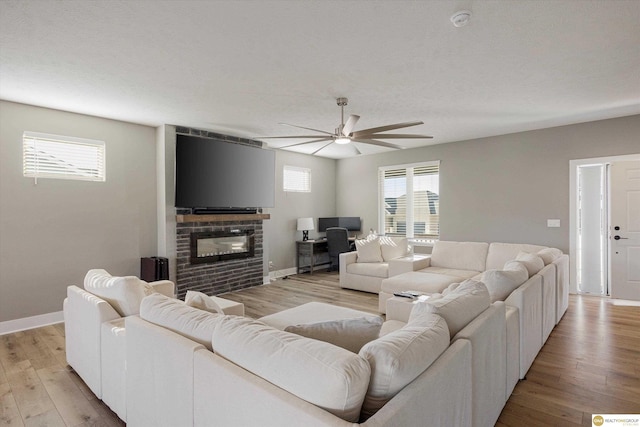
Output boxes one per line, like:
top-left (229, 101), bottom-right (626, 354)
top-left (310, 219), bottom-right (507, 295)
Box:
top-left (410, 279), bottom-right (490, 337)
top-left (537, 248), bottom-right (563, 265)
top-left (379, 236), bottom-right (408, 261)
top-left (84, 269), bottom-right (151, 317)
top-left (515, 251), bottom-right (545, 277)
top-left (185, 290), bottom-right (223, 314)
top-left (358, 312), bottom-right (449, 420)
top-left (356, 238), bottom-right (383, 263)
top-left (285, 316), bottom-right (383, 353)
top-left (481, 262), bottom-right (529, 302)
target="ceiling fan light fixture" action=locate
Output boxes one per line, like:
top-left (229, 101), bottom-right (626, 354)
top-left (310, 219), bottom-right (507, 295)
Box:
top-left (335, 137), bottom-right (351, 145)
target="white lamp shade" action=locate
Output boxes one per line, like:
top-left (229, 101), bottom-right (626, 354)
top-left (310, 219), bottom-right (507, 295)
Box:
top-left (297, 217), bottom-right (315, 231)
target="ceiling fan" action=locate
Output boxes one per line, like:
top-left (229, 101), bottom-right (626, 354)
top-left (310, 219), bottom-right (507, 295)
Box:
top-left (260, 97), bottom-right (433, 155)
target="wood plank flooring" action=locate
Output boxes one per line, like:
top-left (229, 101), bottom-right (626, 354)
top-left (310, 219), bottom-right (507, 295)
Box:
top-left (0, 271), bottom-right (638, 426)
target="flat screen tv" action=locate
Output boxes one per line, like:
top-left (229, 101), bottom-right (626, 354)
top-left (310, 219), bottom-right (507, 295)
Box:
top-left (175, 134), bottom-right (275, 212)
top-left (318, 217), bottom-right (361, 232)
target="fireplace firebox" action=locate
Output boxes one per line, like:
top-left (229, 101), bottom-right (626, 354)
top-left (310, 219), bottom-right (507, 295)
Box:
top-left (190, 230), bottom-right (255, 264)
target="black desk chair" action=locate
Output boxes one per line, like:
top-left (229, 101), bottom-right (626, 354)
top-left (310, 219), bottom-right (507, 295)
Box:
top-left (326, 227), bottom-right (351, 271)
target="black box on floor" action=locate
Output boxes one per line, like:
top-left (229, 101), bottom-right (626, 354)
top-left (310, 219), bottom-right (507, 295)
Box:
top-left (140, 257), bottom-right (169, 282)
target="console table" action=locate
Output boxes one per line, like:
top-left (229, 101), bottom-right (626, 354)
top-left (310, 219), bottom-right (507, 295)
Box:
top-left (296, 240), bottom-right (330, 274)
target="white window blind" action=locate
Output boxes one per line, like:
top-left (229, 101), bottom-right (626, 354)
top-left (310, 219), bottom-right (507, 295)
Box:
top-left (283, 165), bottom-right (311, 192)
top-left (23, 131), bottom-right (105, 182)
top-left (379, 161), bottom-right (439, 238)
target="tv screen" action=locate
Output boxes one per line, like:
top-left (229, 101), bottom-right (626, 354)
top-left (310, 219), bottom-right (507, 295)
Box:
top-left (318, 217), bottom-right (361, 231)
top-left (175, 134), bottom-right (275, 210)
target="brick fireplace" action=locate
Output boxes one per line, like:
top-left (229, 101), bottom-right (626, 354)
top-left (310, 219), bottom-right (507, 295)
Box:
top-left (175, 212), bottom-right (270, 300)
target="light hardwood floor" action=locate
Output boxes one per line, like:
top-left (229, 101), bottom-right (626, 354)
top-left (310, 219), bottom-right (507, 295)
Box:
top-left (1, 271), bottom-right (638, 426)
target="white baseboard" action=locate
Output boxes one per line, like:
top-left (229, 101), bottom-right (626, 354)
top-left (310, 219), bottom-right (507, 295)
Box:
top-left (264, 267), bottom-right (297, 284)
top-left (0, 311), bottom-right (64, 336)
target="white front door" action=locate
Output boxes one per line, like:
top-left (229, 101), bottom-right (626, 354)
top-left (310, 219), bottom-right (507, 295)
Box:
top-left (610, 160), bottom-right (640, 300)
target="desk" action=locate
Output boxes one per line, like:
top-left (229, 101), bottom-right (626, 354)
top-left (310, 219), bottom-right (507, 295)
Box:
top-left (296, 238), bottom-right (356, 275)
top-left (296, 240), bottom-right (329, 274)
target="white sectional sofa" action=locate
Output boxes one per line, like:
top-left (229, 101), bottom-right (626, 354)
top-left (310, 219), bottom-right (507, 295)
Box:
top-left (63, 269), bottom-right (176, 421)
top-left (378, 240), bottom-right (569, 380)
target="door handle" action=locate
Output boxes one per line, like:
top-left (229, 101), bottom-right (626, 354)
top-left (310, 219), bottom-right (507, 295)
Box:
top-left (614, 235), bottom-right (629, 240)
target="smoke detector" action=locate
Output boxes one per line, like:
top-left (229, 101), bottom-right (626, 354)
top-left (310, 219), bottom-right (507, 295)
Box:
top-left (451, 10), bottom-right (472, 27)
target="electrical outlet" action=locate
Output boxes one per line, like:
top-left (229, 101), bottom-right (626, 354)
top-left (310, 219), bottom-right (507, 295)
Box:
top-left (547, 219), bottom-right (561, 228)
top-left (269, 261), bottom-right (274, 271)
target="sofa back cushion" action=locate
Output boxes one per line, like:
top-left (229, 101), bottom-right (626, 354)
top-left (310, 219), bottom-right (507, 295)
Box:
top-left (536, 247), bottom-right (563, 265)
top-left (212, 316), bottom-right (371, 422)
top-left (481, 261), bottom-right (529, 302)
top-left (378, 236), bottom-right (409, 261)
top-left (358, 312), bottom-right (450, 420)
top-left (140, 293), bottom-right (224, 351)
top-left (430, 241), bottom-right (489, 272)
top-left (356, 238), bottom-right (384, 263)
top-left (84, 269), bottom-right (151, 317)
top-left (515, 251), bottom-right (545, 277)
top-left (485, 242), bottom-right (547, 271)
top-left (411, 279), bottom-right (490, 337)
top-left (285, 316), bottom-right (383, 353)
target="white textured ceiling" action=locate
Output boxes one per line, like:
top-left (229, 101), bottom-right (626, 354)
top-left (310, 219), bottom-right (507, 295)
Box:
top-left (1, 0), bottom-right (639, 159)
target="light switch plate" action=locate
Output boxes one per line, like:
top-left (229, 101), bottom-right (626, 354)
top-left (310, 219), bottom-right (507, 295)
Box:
top-left (547, 219), bottom-right (561, 228)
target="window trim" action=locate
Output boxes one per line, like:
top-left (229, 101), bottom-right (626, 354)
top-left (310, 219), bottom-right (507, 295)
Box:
top-left (378, 160), bottom-right (440, 239)
top-left (283, 165), bottom-right (311, 193)
top-left (23, 131), bottom-right (106, 183)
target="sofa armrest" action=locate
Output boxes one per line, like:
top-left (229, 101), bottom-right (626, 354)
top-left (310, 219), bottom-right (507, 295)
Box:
top-left (340, 251), bottom-right (357, 267)
top-left (64, 285), bottom-right (121, 399)
top-left (149, 280), bottom-right (176, 298)
top-left (388, 255), bottom-right (431, 277)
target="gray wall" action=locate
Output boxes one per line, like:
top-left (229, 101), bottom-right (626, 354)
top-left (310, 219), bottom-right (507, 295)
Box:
top-left (264, 150), bottom-right (336, 273)
top-left (337, 115), bottom-right (640, 253)
top-left (0, 101), bottom-right (158, 322)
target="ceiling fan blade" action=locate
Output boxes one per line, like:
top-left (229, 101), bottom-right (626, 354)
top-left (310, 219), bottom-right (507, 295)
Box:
top-left (279, 123), bottom-right (335, 136)
top-left (260, 135), bottom-right (329, 139)
top-left (342, 115), bottom-right (360, 136)
top-left (278, 138), bottom-right (333, 149)
top-left (352, 121), bottom-right (424, 137)
top-left (311, 141), bottom-right (335, 155)
top-left (351, 138), bottom-right (405, 150)
top-left (362, 133), bottom-right (433, 139)
top-left (351, 142), bottom-right (362, 155)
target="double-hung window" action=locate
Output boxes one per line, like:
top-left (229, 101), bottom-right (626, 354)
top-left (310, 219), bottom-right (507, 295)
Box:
top-left (378, 161), bottom-right (439, 239)
top-left (23, 131), bottom-right (106, 182)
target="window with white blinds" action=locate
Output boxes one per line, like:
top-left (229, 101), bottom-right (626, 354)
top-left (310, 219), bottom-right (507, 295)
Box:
top-left (23, 131), bottom-right (105, 182)
top-left (379, 161), bottom-right (439, 238)
top-left (283, 165), bottom-right (311, 192)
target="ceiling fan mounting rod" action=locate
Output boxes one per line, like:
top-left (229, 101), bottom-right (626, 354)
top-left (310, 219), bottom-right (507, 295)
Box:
top-left (336, 97), bottom-right (348, 134)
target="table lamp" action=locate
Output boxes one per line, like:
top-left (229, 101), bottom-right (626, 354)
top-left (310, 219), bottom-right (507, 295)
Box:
top-left (297, 217), bottom-right (314, 241)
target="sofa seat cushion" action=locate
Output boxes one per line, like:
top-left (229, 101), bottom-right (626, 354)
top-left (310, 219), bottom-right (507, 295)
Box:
top-left (212, 316), bottom-right (371, 422)
top-left (430, 241), bottom-right (489, 272)
top-left (285, 316), bottom-right (383, 353)
top-left (84, 269), bottom-right (152, 317)
top-left (140, 293), bottom-right (224, 351)
top-left (359, 312), bottom-right (450, 420)
top-left (410, 279), bottom-right (490, 337)
top-left (346, 262), bottom-right (389, 278)
top-left (421, 266), bottom-right (480, 279)
top-left (381, 271), bottom-right (459, 295)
